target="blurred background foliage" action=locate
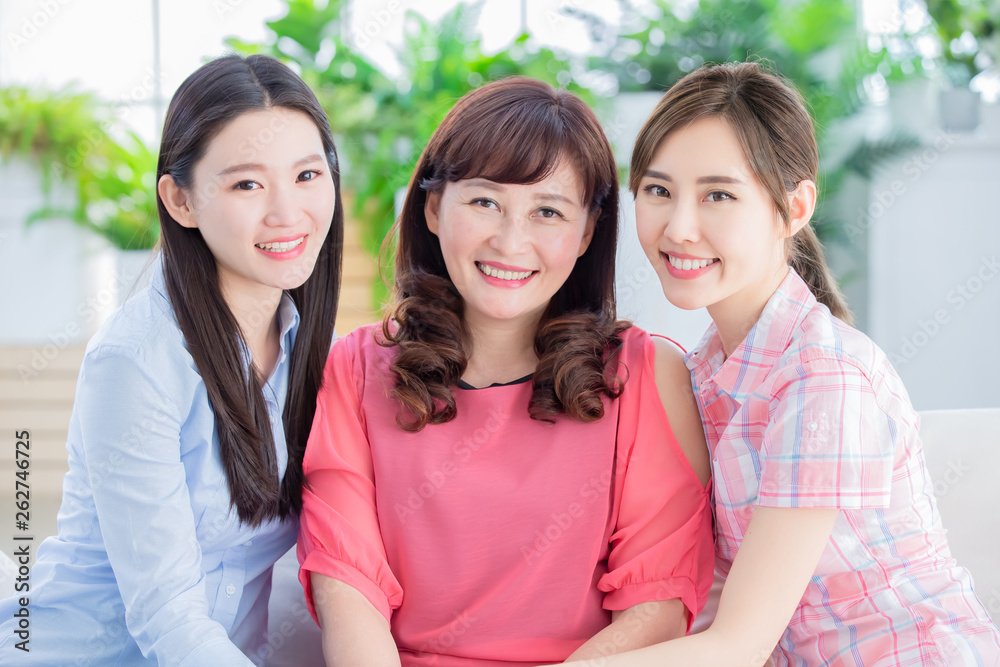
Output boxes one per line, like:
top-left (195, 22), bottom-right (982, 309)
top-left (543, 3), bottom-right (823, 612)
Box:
top-left (2, 0), bottom-right (994, 281)
top-left (925, 0), bottom-right (998, 84)
top-left (229, 0), bottom-right (926, 300)
top-left (228, 0), bottom-right (587, 301)
top-left (0, 87), bottom-right (159, 250)
top-left (567, 0), bottom-right (923, 247)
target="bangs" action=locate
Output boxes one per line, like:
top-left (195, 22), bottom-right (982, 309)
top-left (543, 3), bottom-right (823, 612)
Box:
top-left (419, 84), bottom-right (606, 210)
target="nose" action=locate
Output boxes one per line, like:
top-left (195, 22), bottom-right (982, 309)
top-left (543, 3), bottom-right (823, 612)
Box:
top-left (663, 196), bottom-right (700, 245)
top-left (488, 211), bottom-right (530, 257)
top-left (262, 182), bottom-right (303, 227)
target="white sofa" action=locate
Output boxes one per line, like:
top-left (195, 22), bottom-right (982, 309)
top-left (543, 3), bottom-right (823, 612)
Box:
top-left (917, 409), bottom-right (1000, 618)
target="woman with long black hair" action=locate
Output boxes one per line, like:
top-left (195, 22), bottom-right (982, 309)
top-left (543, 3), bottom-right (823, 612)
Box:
top-left (0, 54), bottom-right (343, 665)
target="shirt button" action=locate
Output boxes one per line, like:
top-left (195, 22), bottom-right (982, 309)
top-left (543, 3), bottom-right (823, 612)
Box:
top-left (226, 584), bottom-right (236, 597)
top-left (807, 421), bottom-right (818, 432)
top-left (244, 540), bottom-right (253, 547)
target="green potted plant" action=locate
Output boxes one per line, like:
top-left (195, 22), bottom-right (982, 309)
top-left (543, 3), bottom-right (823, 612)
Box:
top-left (925, 0), bottom-right (998, 130)
top-left (0, 86), bottom-right (159, 251)
top-left (0, 87), bottom-right (159, 343)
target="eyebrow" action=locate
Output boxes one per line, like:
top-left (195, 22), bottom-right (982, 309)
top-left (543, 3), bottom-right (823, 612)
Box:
top-left (535, 193), bottom-right (577, 206)
top-left (463, 178), bottom-right (503, 192)
top-left (217, 153), bottom-right (325, 177)
top-left (463, 179), bottom-right (579, 205)
top-left (643, 169), bottom-right (745, 185)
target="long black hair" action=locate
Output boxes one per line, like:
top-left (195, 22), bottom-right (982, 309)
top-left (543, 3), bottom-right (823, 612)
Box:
top-left (156, 54), bottom-right (343, 525)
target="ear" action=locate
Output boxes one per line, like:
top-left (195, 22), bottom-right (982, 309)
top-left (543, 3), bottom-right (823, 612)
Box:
top-left (424, 191), bottom-right (441, 237)
top-left (578, 209), bottom-right (597, 257)
top-left (785, 179), bottom-right (817, 238)
top-left (158, 174), bottom-right (198, 229)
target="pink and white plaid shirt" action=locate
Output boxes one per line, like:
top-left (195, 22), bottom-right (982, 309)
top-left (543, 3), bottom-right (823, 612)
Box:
top-left (686, 269), bottom-right (1000, 666)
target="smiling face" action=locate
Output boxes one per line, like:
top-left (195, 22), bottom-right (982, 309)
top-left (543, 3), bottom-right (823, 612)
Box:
top-left (425, 159), bottom-right (595, 334)
top-left (635, 116), bottom-right (799, 330)
top-left (165, 107), bottom-right (336, 308)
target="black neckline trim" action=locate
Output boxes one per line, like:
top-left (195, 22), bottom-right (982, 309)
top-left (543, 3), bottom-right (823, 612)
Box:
top-left (457, 373), bottom-right (533, 390)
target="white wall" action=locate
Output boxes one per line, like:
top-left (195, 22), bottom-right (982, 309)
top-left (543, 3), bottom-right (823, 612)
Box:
top-left (867, 116), bottom-right (1000, 410)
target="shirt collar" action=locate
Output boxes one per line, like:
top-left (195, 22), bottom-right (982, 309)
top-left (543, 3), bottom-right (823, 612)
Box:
top-left (275, 290), bottom-right (300, 361)
top-left (150, 253), bottom-right (169, 303)
top-left (685, 267), bottom-right (816, 402)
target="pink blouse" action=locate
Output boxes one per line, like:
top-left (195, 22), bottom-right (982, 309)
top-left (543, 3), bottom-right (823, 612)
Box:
top-left (298, 324), bottom-right (713, 666)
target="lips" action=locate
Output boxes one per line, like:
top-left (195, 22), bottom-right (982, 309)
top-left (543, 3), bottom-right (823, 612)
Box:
top-left (667, 254), bottom-right (718, 271)
top-left (476, 261), bottom-right (535, 281)
top-left (662, 252), bottom-right (719, 279)
top-left (255, 237), bottom-right (305, 253)
top-left (254, 234), bottom-right (308, 260)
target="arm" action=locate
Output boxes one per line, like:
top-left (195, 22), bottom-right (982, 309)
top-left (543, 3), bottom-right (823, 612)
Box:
top-left (298, 333), bottom-right (404, 666)
top-left (565, 599), bottom-right (687, 660)
top-left (311, 573), bottom-right (400, 667)
top-left (562, 505), bottom-right (838, 666)
top-left (570, 338), bottom-right (710, 659)
top-left (649, 337), bottom-right (710, 487)
top-left (77, 348), bottom-right (254, 665)
top-left (564, 355), bottom-right (892, 666)
top-left (574, 333), bottom-right (715, 659)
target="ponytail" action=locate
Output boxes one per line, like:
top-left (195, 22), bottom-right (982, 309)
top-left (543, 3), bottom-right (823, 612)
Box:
top-left (789, 224), bottom-right (853, 324)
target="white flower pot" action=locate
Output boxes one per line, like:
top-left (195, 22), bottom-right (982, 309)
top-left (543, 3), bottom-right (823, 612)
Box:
top-left (0, 158), bottom-right (117, 345)
top-left (939, 87), bottom-right (981, 132)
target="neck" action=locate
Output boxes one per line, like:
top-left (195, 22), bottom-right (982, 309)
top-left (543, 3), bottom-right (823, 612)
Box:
top-left (461, 311), bottom-right (541, 387)
top-left (220, 276), bottom-right (283, 379)
top-left (708, 264), bottom-right (789, 358)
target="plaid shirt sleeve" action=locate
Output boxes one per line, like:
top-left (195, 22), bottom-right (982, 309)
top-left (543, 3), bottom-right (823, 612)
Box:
top-left (756, 357), bottom-right (896, 510)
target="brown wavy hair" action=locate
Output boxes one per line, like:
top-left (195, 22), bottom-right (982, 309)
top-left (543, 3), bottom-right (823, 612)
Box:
top-left (382, 76), bottom-right (629, 431)
top-left (630, 62), bottom-right (853, 323)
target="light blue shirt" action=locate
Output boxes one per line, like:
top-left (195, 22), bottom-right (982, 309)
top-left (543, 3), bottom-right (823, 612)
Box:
top-left (0, 261), bottom-right (300, 665)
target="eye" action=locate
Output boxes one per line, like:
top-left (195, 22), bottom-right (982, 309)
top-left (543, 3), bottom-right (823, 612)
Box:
top-left (643, 184), bottom-right (670, 198)
top-left (471, 197), bottom-right (499, 210)
top-left (707, 190), bottom-right (735, 202)
top-left (298, 169), bottom-right (323, 182)
top-left (234, 180), bottom-right (261, 191)
top-left (537, 207), bottom-right (565, 220)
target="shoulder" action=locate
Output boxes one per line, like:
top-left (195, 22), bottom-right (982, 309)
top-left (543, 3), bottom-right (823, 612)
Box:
top-left (325, 323), bottom-right (397, 397)
top-left (78, 285), bottom-right (207, 420)
top-left (82, 284), bottom-right (192, 393)
top-left (86, 282), bottom-right (184, 363)
top-left (621, 326), bottom-right (710, 486)
top-left (330, 323), bottom-right (392, 366)
top-left (776, 301), bottom-right (885, 386)
top-left (616, 325), bottom-right (689, 388)
top-left (772, 305), bottom-right (912, 419)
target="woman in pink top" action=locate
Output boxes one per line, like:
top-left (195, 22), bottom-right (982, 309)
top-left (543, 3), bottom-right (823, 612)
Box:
top-left (297, 77), bottom-right (715, 666)
top-left (563, 63), bottom-right (1000, 666)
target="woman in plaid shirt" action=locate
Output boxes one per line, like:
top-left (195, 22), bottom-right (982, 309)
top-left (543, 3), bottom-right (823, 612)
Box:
top-left (562, 62), bottom-right (1000, 666)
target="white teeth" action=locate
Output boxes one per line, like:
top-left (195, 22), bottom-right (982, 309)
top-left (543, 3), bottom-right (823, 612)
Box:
top-left (256, 237), bottom-right (304, 252)
top-left (668, 255), bottom-right (716, 271)
top-left (476, 262), bottom-right (533, 281)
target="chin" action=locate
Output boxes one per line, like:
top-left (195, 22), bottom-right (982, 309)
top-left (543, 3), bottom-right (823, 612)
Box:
top-left (660, 288), bottom-right (707, 312)
top-left (277, 265), bottom-right (318, 290)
